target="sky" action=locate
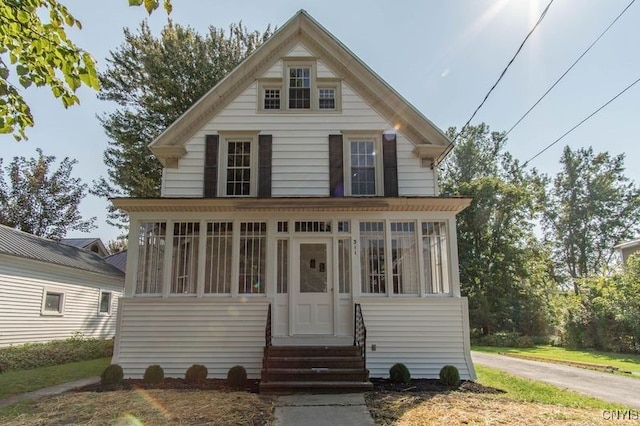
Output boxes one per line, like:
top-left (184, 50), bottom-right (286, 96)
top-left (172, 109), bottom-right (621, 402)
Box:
top-left (2, 0), bottom-right (639, 245)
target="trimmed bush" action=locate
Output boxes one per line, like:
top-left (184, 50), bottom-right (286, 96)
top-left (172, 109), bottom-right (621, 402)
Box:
top-left (185, 364), bottom-right (208, 384)
top-left (101, 364), bottom-right (124, 386)
top-left (0, 335), bottom-right (113, 372)
top-left (227, 365), bottom-right (247, 390)
top-left (389, 363), bottom-right (411, 384)
top-left (143, 364), bottom-right (164, 385)
top-left (439, 365), bottom-right (460, 386)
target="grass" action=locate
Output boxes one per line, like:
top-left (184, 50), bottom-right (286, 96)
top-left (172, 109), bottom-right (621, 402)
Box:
top-left (473, 345), bottom-right (640, 376)
top-left (0, 357), bottom-right (110, 398)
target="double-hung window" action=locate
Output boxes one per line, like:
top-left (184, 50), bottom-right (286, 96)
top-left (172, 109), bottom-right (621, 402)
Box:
top-left (288, 66), bottom-right (311, 109)
top-left (344, 134), bottom-right (382, 196)
top-left (219, 133), bottom-right (258, 197)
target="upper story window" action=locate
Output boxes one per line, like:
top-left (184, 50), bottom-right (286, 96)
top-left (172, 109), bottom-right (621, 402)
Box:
top-left (342, 134), bottom-right (382, 196)
top-left (318, 88), bottom-right (336, 110)
top-left (217, 133), bottom-right (259, 197)
top-left (288, 67), bottom-right (311, 109)
top-left (264, 88), bottom-right (280, 110)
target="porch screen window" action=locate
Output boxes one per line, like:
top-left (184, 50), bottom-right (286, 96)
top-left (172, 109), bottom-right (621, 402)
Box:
top-left (360, 222), bottom-right (385, 294)
top-left (171, 222), bottom-right (199, 294)
top-left (136, 222), bottom-right (166, 294)
top-left (227, 141), bottom-right (252, 196)
top-left (391, 222), bottom-right (419, 294)
top-left (205, 222), bottom-right (233, 294)
top-left (239, 222), bottom-right (266, 294)
top-left (422, 222), bottom-right (450, 294)
top-left (338, 238), bottom-right (351, 293)
top-left (289, 67), bottom-right (310, 109)
top-left (277, 240), bottom-right (288, 293)
top-left (351, 141), bottom-right (376, 195)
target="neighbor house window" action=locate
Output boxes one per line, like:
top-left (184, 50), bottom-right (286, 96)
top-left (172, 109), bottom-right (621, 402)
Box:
top-left (264, 88), bottom-right (281, 110)
top-left (318, 88), bottom-right (335, 109)
top-left (205, 222), bottom-right (233, 294)
top-left (41, 289), bottom-right (64, 315)
top-left (350, 140), bottom-right (378, 195)
top-left (239, 222), bottom-right (267, 294)
top-left (360, 221), bottom-right (386, 294)
top-left (99, 291), bottom-right (112, 314)
top-left (422, 222), bottom-right (450, 294)
top-left (136, 222), bottom-right (166, 295)
top-left (171, 222), bottom-right (199, 294)
top-left (288, 67), bottom-right (311, 109)
top-left (391, 222), bottom-right (419, 295)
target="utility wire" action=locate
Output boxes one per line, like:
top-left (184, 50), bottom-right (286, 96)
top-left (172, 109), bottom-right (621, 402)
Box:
top-left (505, 0), bottom-right (636, 138)
top-left (523, 76), bottom-right (640, 166)
top-left (438, 0), bottom-right (555, 164)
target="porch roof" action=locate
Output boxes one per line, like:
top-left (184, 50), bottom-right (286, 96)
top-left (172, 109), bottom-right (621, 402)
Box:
top-left (111, 197), bottom-right (471, 213)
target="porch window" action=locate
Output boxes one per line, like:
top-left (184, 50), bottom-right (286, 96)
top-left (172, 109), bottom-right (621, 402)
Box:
top-left (360, 221), bottom-right (386, 294)
top-left (239, 222), bottom-right (266, 294)
top-left (391, 222), bottom-right (419, 294)
top-left (277, 240), bottom-right (288, 293)
top-left (338, 238), bottom-right (351, 293)
top-left (205, 222), bottom-right (233, 294)
top-left (136, 222), bottom-right (166, 294)
top-left (294, 220), bottom-right (331, 233)
top-left (422, 222), bottom-right (450, 294)
top-left (171, 222), bottom-right (199, 294)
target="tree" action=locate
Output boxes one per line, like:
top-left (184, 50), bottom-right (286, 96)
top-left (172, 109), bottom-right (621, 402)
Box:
top-left (440, 123), bottom-right (554, 336)
top-left (92, 21), bottom-right (273, 227)
top-left (0, 148), bottom-right (95, 239)
top-left (0, 0), bottom-right (100, 140)
top-left (544, 146), bottom-right (640, 294)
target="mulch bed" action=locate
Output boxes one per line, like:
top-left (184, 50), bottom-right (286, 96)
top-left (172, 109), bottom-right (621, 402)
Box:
top-left (77, 377), bottom-right (501, 395)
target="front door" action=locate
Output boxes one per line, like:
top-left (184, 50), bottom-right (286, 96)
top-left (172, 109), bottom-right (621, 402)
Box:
top-left (293, 239), bottom-right (333, 335)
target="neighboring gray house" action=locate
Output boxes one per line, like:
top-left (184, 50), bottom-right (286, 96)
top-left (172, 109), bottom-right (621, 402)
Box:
top-left (0, 225), bottom-right (124, 347)
top-left (614, 238), bottom-right (640, 265)
top-left (104, 250), bottom-right (128, 273)
top-left (111, 10), bottom-right (475, 386)
top-left (61, 237), bottom-right (109, 257)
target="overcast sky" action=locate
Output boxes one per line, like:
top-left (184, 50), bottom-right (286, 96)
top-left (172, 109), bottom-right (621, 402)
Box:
top-left (2, 0), bottom-right (638, 244)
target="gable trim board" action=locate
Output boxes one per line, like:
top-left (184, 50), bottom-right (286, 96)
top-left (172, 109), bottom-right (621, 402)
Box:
top-left (149, 10), bottom-right (451, 168)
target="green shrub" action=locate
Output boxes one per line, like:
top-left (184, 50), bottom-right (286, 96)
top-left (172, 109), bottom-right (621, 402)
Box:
top-left (389, 363), bottom-right (411, 384)
top-left (227, 365), bottom-right (247, 390)
top-left (143, 364), bottom-right (164, 385)
top-left (439, 365), bottom-right (460, 386)
top-left (101, 364), bottom-right (124, 386)
top-left (185, 364), bottom-right (208, 384)
top-left (0, 335), bottom-right (113, 372)
top-left (517, 336), bottom-right (535, 348)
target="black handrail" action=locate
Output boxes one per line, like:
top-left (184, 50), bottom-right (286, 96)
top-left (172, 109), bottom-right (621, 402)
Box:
top-left (265, 303), bottom-right (272, 349)
top-left (354, 303), bottom-right (366, 372)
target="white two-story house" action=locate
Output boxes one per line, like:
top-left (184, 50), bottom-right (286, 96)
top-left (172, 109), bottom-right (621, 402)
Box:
top-left (111, 10), bottom-right (476, 388)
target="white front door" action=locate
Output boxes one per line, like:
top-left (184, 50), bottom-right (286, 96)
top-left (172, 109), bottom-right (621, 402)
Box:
top-left (293, 238), bottom-right (333, 335)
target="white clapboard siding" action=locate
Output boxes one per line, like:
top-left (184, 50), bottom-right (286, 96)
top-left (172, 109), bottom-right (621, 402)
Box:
top-left (260, 60), bottom-right (283, 79)
top-left (285, 43), bottom-right (313, 57)
top-left (317, 60), bottom-right (337, 78)
top-left (0, 255), bottom-right (123, 347)
top-left (358, 298), bottom-right (476, 379)
top-left (162, 82), bottom-right (437, 198)
top-left (114, 298), bottom-right (270, 378)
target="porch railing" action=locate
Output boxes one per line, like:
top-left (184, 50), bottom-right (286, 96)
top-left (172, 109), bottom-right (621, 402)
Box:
top-left (354, 303), bottom-right (367, 372)
top-left (265, 303), bottom-right (272, 349)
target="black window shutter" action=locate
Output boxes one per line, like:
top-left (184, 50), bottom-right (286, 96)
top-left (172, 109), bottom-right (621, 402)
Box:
top-left (382, 134), bottom-right (399, 197)
top-left (204, 135), bottom-right (219, 198)
top-left (328, 134), bottom-right (344, 197)
top-left (258, 134), bottom-right (272, 197)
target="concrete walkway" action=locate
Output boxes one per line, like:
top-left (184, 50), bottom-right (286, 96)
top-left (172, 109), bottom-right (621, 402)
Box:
top-left (274, 394), bottom-right (374, 426)
top-left (472, 351), bottom-right (640, 409)
top-left (0, 376), bottom-right (99, 408)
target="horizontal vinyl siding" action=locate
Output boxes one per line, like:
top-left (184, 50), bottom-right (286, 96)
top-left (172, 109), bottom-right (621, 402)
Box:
top-left (260, 60), bottom-right (283, 79)
top-left (285, 43), bottom-right (313, 57)
top-left (162, 82), bottom-right (437, 197)
top-left (358, 298), bottom-right (475, 379)
top-left (0, 255), bottom-right (123, 347)
top-left (114, 298), bottom-right (269, 379)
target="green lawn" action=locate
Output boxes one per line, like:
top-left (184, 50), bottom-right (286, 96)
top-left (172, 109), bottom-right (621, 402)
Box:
top-left (0, 357), bottom-right (110, 398)
top-left (475, 364), bottom-right (627, 410)
top-left (473, 345), bottom-right (640, 376)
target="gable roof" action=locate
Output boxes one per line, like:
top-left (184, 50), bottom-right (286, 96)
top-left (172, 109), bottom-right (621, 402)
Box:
top-left (0, 225), bottom-right (124, 278)
top-left (104, 250), bottom-right (127, 273)
top-left (150, 9), bottom-right (452, 167)
top-left (60, 237), bottom-right (100, 249)
top-left (614, 238), bottom-right (640, 251)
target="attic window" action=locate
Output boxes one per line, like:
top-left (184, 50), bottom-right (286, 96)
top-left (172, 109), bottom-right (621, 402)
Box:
top-left (264, 88), bottom-right (280, 110)
top-left (318, 88), bottom-right (335, 109)
top-left (288, 67), bottom-right (311, 109)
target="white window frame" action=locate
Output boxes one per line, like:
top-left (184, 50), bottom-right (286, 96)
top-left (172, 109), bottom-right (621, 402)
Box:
top-left (98, 290), bottom-right (112, 315)
top-left (343, 132), bottom-right (384, 196)
top-left (285, 62), bottom-right (315, 111)
top-left (41, 288), bottom-right (65, 316)
top-left (218, 132), bottom-right (259, 197)
top-left (317, 82), bottom-right (341, 111)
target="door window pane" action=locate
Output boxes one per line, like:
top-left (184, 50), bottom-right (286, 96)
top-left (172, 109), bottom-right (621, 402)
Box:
top-left (299, 243), bottom-right (327, 293)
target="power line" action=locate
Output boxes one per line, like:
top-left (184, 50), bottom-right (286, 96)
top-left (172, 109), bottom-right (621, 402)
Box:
top-left (523, 76), bottom-right (640, 167)
top-left (505, 0), bottom-right (636, 138)
top-left (438, 0), bottom-right (555, 164)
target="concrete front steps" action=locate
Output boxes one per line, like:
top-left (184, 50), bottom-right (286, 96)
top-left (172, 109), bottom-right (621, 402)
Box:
top-left (259, 345), bottom-right (373, 393)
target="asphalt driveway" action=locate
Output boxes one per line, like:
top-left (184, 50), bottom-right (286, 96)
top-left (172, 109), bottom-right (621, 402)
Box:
top-left (472, 351), bottom-right (640, 409)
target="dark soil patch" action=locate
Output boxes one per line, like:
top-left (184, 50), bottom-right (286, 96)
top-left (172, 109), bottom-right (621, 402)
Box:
top-left (76, 378), bottom-right (261, 393)
top-left (370, 378), bottom-right (504, 394)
